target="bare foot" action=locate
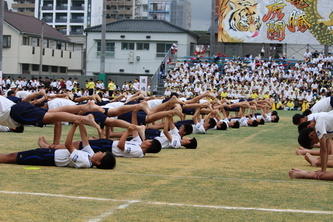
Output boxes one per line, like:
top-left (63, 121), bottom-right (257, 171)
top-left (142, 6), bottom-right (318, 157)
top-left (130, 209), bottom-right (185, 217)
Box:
top-left (305, 153), bottom-right (320, 167)
top-left (94, 94), bottom-right (102, 102)
top-left (137, 125), bottom-right (146, 140)
top-left (288, 168), bottom-right (316, 179)
top-left (38, 136), bottom-right (49, 148)
top-left (296, 148), bottom-right (306, 155)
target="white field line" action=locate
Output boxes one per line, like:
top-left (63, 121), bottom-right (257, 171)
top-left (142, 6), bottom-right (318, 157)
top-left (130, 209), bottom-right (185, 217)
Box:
top-left (97, 171), bottom-right (333, 185)
top-left (0, 190), bottom-right (332, 215)
top-left (88, 200), bottom-right (139, 222)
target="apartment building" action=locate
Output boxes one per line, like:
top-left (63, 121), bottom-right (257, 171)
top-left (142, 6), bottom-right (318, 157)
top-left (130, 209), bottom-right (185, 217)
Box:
top-left (35, 0), bottom-right (90, 36)
top-left (9, 0), bottom-right (35, 16)
top-left (3, 10), bottom-right (83, 75)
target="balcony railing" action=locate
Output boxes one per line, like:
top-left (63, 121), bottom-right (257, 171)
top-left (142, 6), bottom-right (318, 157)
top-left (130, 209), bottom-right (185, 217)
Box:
top-left (71, 6), bottom-right (84, 10)
top-left (56, 5), bottom-right (68, 10)
top-left (70, 18), bottom-right (84, 23)
top-left (55, 18), bottom-right (68, 23)
top-left (42, 5), bottom-right (53, 10)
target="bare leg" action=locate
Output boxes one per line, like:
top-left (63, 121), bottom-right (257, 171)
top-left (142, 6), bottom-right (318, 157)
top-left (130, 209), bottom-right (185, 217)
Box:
top-left (289, 168), bottom-right (333, 180)
top-left (53, 122), bottom-right (62, 145)
top-left (48, 101), bottom-right (104, 113)
top-left (146, 110), bottom-right (178, 123)
top-left (150, 96), bottom-right (182, 113)
top-left (305, 153), bottom-right (333, 167)
top-left (107, 104), bottom-right (142, 117)
top-left (43, 113), bottom-right (100, 130)
top-left (0, 153), bottom-right (18, 163)
top-left (296, 147), bottom-right (320, 156)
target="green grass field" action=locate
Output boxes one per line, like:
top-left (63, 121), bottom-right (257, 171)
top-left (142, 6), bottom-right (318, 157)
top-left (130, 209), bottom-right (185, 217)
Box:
top-left (0, 111), bottom-right (332, 222)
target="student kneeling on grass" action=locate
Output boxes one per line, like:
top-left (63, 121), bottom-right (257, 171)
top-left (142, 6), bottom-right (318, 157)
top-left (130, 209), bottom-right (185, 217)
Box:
top-left (0, 124), bottom-right (115, 169)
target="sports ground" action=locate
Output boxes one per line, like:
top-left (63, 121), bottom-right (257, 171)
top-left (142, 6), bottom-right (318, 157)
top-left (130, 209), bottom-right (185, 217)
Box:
top-left (0, 111), bottom-right (332, 222)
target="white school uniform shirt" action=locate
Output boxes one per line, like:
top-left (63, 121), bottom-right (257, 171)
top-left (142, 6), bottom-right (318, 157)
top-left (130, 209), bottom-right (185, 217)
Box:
top-left (0, 125), bottom-right (10, 132)
top-left (112, 136), bottom-right (144, 158)
top-left (315, 113), bottom-right (333, 140)
top-left (239, 117), bottom-right (248, 127)
top-left (47, 98), bottom-right (76, 110)
top-left (310, 97), bottom-right (332, 113)
top-left (192, 119), bottom-right (206, 134)
top-left (156, 127), bottom-right (182, 149)
top-left (147, 99), bottom-right (163, 109)
top-left (0, 96), bottom-right (20, 129)
top-left (15, 91), bottom-right (31, 99)
top-left (103, 102), bottom-right (125, 109)
top-left (54, 145), bottom-right (94, 168)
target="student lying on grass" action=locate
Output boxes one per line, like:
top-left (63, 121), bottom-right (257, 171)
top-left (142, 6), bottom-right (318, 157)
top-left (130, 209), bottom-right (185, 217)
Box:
top-left (0, 124), bottom-right (115, 169)
top-left (38, 124), bottom-right (162, 158)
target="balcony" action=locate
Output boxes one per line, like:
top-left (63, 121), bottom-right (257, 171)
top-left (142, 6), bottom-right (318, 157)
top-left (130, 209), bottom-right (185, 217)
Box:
top-left (70, 18), bottom-right (84, 23)
top-left (42, 5), bottom-right (53, 10)
top-left (70, 30), bottom-right (84, 35)
top-left (71, 6), bottom-right (84, 10)
top-left (55, 18), bottom-right (68, 23)
top-left (56, 5), bottom-right (68, 10)
top-left (43, 17), bottom-right (53, 22)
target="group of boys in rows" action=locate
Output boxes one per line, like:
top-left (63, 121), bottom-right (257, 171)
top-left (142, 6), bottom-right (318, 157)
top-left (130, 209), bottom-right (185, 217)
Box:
top-left (0, 86), bottom-right (279, 170)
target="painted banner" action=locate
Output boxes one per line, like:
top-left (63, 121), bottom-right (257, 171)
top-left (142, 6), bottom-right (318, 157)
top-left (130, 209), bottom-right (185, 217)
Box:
top-left (139, 76), bottom-right (148, 92)
top-left (216, 0), bottom-right (333, 45)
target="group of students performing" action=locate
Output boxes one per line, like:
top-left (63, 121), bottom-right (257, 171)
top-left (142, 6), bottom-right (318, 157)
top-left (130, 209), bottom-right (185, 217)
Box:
top-left (291, 95), bottom-right (333, 181)
top-left (0, 89), bottom-right (280, 170)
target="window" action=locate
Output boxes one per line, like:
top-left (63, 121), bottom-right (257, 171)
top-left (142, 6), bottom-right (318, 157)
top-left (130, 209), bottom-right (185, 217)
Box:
top-left (52, 49), bottom-right (54, 56)
top-left (51, 66), bottom-right (58, 72)
top-left (121, 42), bottom-right (134, 50)
top-left (156, 43), bottom-right (173, 57)
top-left (60, 67), bottom-right (67, 73)
top-left (32, 64), bottom-right (39, 71)
top-left (61, 50), bottom-right (63, 57)
top-left (69, 52), bottom-right (72, 59)
top-left (3, 35), bottom-right (11, 48)
top-left (137, 43), bottom-right (149, 50)
top-left (42, 65), bottom-right (48, 72)
top-left (23, 36), bottom-right (30, 45)
top-left (96, 41), bottom-right (115, 57)
top-left (32, 47), bottom-right (35, 54)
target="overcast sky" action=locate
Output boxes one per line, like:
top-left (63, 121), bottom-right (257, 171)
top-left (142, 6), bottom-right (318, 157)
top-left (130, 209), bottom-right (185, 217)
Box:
top-left (190, 0), bottom-right (212, 31)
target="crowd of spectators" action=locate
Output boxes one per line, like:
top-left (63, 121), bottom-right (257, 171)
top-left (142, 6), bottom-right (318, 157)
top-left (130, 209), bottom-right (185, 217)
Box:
top-left (164, 51), bottom-right (333, 111)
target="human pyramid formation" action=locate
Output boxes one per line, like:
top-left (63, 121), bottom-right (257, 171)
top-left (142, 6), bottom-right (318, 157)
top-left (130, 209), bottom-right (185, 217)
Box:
top-left (0, 88), bottom-right (279, 170)
top-left (290, 96), bottom-right (333, 181)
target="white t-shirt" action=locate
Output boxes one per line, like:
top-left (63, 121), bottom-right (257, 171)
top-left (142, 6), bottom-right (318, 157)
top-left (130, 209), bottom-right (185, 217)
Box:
top-left (192, 119), bottom-right (206, 134)
top-left (239, 117), bottom-right (248, 127)
top-left (112, 136), bottom-right (144, 158)
top-left (156, 127), bottom-right (181, 149)
top-left (310, 97), bottom-right (332, 113)
top-left (147, 99), bottom-right (163, 109)
top-left (103, 102), bottom-right (124, 109)
top-left (0, 125), bottom-right (10, 132)
top-left (0, 96), bottom-right (20, 129)
top-left (54, 145), bottom-right (94, 168)
top-left (315, 113), bottom-right (333, 139)
top-left (47, 98), bottom-right (76, 110)
top-left (16, 91), bottom-right (31, 99)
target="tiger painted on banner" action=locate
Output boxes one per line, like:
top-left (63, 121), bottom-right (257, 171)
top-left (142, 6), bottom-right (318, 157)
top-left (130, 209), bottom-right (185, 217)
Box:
top-left (217, 0), bottom-right (262, 42)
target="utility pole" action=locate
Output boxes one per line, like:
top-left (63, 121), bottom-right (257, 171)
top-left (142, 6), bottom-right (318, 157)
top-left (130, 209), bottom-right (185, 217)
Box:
top-left (39, 20), bottom-right (45, 76)
top-left (100, 0), bottom-right (106, 75)
top-left (210, 0), bottom-right (216, 56)
top-left (0, 0), bottom-right (4, 80)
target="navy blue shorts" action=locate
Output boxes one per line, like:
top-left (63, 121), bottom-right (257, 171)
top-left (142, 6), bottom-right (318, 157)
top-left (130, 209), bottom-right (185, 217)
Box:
top-left (118, 111), bottom-right (147, 125)
top-left (330, 96), bottom-right (333, 108)
top-left (16, 148), bottom-right (55, 166)
top-left (85, 112), bottom-right (107, 129)
top-left (80, 139), bottom-right (113, 153)
top-left (175, 120), bottom-right (194, 129)
top-left (224, 107), bottom-right (240, 112)
top-left (10, 102), bottom-right (47, 127)
top-left (145, 129), bottom-right (161, 139)
top-left (182, 108), bottom-right (195, 115)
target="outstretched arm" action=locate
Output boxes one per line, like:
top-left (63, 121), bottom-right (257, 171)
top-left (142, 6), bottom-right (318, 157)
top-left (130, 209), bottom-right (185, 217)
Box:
top-left (117, 125), bottom-right (136, 150)
top-left (79, 124), bottom-right (90, 148)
